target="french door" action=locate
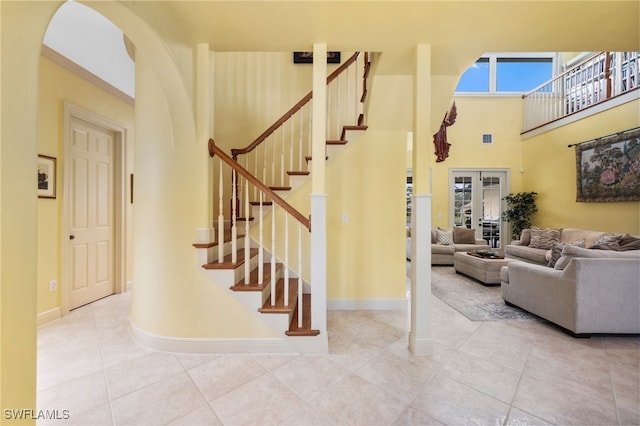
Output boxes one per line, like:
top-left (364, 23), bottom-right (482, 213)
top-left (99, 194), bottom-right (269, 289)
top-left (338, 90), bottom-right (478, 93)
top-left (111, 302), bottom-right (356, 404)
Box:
top-left (449, 170), bottom-right (509, 248)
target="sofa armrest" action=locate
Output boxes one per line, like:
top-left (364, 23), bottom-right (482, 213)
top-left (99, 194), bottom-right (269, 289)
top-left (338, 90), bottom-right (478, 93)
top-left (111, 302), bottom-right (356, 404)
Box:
top-left (474, 239), bottom-right (489, 246)
top-left (571, 258), bottom-right (640, 334)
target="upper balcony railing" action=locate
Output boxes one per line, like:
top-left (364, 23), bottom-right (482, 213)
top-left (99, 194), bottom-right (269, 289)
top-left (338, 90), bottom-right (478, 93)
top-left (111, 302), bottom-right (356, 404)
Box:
top-left (522, 52), bottom-right (639, 133)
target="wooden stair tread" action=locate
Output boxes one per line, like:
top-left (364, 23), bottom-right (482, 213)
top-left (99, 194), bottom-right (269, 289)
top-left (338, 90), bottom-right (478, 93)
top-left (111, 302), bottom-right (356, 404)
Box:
top-left (193, 229), bottom-right (245, 249)
top-left (203, 247), bottom-right (259, 269)
top-left (286, 294), bottom-right (320, 336)
top-left (258, 278), bottom-right (299, 314)
top-left (249, 200), bottom-right (273, 206)
top-left (236, 217), bottom-right (255, 222)
top-left (287, 171), bottom-right (310, 176)
top-left (230, 263), bottom-right (283, 291)
top-left (326, 140), bottom-right (347, 145)
top-left (305, 156), bottom-right (329, 163)
top-left (269, 186), bottom-right (292, 191)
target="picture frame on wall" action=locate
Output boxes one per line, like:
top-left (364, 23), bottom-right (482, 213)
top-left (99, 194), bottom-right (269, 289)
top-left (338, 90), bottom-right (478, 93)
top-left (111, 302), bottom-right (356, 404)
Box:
top-left (293, 51), bottom-right (341, 64)
top-left (38, 154), bottom-right (57, 199)
top-left (575, 127), bottom-right (640, 202)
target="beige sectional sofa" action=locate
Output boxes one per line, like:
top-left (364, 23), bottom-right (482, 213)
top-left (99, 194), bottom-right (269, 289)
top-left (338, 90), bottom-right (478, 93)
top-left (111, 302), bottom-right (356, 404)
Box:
top-left (501, 228), bottom-right (640, 335)
top-left (406, 226), bottom-right (489, 265)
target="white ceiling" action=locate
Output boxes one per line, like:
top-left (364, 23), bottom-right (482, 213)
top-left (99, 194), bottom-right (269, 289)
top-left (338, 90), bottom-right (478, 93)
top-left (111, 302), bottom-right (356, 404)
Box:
top-left (43, 1), bottom-right (135, 98)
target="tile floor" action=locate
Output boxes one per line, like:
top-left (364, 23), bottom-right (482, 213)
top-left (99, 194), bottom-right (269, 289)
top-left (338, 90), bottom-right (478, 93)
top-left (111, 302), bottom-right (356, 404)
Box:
top-left (37, 270), bottom-right (639, 426)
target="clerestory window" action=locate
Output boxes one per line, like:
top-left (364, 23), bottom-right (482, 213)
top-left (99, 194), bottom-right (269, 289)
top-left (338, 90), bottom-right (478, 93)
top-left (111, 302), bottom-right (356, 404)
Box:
top-left (456, 53), bottom-right (556, 94)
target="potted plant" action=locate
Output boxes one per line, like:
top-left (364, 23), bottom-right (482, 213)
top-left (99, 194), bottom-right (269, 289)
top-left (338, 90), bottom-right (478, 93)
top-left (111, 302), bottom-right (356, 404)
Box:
top-left (501, 192), bottom-right (538, 240)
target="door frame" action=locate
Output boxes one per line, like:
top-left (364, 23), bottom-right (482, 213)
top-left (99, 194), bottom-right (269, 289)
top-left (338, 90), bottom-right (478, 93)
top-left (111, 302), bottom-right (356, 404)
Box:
top-left (62, 102), bottom-right (128, 314)
top-left (448, 168), bottom-right (511, 246)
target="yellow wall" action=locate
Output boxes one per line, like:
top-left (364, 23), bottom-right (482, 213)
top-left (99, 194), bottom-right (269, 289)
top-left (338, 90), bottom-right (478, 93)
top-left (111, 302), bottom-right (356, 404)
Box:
top-left (521, 100), bottom-right (640, 233)
top-left (36, 55), bottom-right (135, 319)
top-left (428, 96), bottom-right (525, 229)
top-left (1, 1), bottom-right (61, 422)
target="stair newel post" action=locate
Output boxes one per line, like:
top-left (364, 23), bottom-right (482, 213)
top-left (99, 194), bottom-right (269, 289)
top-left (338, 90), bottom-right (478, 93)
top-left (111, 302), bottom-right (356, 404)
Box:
top-left (271, 204), bottom-right (276, 306)
top-left (217, 159), bottom-right (225, 263)
top-left (298, 221), bottom-right (303, 328)
top-left (231, 168), bottom-right (237, 263)
top-left (284, 212), bottom-right (289, 307)
top-left (244, 180), bottom-right (250, 284)
top-left (258, 192), bottom-right (264, 284)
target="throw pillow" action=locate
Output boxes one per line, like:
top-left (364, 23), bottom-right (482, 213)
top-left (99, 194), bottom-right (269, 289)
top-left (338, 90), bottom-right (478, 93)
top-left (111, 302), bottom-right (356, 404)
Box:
top-left (436, 228), bottom-right (454, 245)
top-left (431, 228), bottom-right (438, 244)
top-left (519, 229), bottom-right (532, 246)
top-left (529, 227), bottom-right (561, 250)
top-left (547, 240), bottom-right (585, 268)
top-left (619, 234), bottom-right (640, 251)
top-left (591, 233), bottom-right (623, 250)
top-left (453, 227), bottom-right (476, 244)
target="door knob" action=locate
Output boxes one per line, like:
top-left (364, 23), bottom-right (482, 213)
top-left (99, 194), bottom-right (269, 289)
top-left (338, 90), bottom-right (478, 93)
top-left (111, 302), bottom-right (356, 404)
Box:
top-left (69, 235), bottom-right (75, 240)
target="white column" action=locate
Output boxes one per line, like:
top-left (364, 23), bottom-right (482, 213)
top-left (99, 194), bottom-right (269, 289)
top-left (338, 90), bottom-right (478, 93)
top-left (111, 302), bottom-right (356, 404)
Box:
top-left (311, 43), bottom-right (327, 194)
top-left (409, 44), bottom-right (434, 355)
top-left (409, 195), bottom-right (433, 354)
top-left (310, 43), bottom-right (328, 352)
top-left (310, 194), bottom-right (328, 353)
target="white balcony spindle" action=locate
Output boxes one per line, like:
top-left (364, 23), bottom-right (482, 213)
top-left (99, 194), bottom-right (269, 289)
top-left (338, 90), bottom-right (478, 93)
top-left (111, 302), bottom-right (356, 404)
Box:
top-left (284, 212), bottom-right (289, 307)
top-left (297, 221), bottom-right (303, 328)
top-left (258, 192), bottom-right (264, 284)
top-left (271, 204), bottom-right (276, 306)
top-left (218, 159), bottom-right (224, 263)
top-left (244, 180), bottom-right (250, 284)
top-left (231, 171), bottom-right (237, 263)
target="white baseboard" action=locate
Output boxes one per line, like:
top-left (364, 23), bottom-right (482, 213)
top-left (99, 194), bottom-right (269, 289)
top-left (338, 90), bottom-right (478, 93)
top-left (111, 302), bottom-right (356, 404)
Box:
top-left (37, 307), bottom-right (62, 326)
top-left (408, 334), bottom-right (435, 355)
top-left (130, 322), bottom-right (301, 354)
top-left (327, 298), bottom-right (408, 311)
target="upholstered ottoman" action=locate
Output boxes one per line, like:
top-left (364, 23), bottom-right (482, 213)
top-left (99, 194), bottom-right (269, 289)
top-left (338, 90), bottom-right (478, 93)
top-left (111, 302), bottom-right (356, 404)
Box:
top-left (453, 252), bottom-right (514, 285)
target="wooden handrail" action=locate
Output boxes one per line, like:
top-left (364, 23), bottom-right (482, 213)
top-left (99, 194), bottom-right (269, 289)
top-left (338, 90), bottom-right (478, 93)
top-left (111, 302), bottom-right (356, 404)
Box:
top-left (231, 52), bottom-right (361, 158)
top-left (209, 139), bottom-right (311, 230)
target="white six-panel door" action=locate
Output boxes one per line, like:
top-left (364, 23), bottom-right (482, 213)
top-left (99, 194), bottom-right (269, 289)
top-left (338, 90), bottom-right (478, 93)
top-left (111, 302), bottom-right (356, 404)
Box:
top-left (67, 117), bottom-right (115, 309)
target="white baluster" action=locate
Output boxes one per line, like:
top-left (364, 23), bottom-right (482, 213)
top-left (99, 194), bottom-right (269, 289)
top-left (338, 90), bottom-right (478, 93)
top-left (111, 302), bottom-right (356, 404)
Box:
top-left (346, 63), bottom-right (350, 125)
top-left (271, 133), bottom-right (276, 186)
top-left (262, 142), bottom-right (267, 189)
top-left (298, 221), bottom-right (303, 328)
top-left (218, 159), bottom-right (224, 263)
top-left (231, 170), bottom-right (237, 263)
top-left (253, 149), bottom-right (258, 200)
top-left (258, 192), bottom-right (264, 285)
top-left (281, 126), bottom-right (285, 187)
top-left (298, 108), bottom-right (303, 170)
top-left (327, 83), bottom-right (332, 139)
top-left (284, 212), bottom-right (289, 307)
top-left (308, 104), bottom-right (312, 165)
top-left (244, 180), bottom-right (250, 284)
top-left (289, 119), bottom-right (294, 172)
top-left (336, 74), bottom-right (341, 138)
top-left (271, 204), bottom-right (276, 306)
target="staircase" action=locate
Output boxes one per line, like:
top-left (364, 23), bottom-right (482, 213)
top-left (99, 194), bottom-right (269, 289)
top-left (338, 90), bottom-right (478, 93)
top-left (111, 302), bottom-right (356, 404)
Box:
top-left (194, 52), bottom-right (372, 350)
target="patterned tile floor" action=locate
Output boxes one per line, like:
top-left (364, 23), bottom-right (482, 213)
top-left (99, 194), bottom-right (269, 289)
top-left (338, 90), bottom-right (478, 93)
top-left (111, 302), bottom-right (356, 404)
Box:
top-left (37, 270), bottom-right (639, 425)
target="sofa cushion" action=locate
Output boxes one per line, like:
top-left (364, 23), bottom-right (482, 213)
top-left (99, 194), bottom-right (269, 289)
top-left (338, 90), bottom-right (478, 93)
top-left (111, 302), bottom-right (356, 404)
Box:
top-left (453, 227), bottom-right (476, 244)
top-left (560, 228), bottom-right (606, 248)
top-left (436, 228), bottom-right (454, 245)
top-left (520, 229), bottom-right (532, 246)
top-left (554, 245), bottom-right (640, 270)
top-left (431, 228), bottom-right (437, 244)
top-left (432, 244), bottom-right (455, 255)
top-left (547, 240), bottom-right (585, 268)
top-left (505, 244), bottom-right (549, 265)
top-left (529, 227), bottom-right (561, 250)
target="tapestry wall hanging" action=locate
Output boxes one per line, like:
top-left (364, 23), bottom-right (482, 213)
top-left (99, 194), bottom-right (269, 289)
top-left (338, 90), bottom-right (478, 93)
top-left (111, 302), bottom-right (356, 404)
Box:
top-left (575, 127), bottom-right (640, 202)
